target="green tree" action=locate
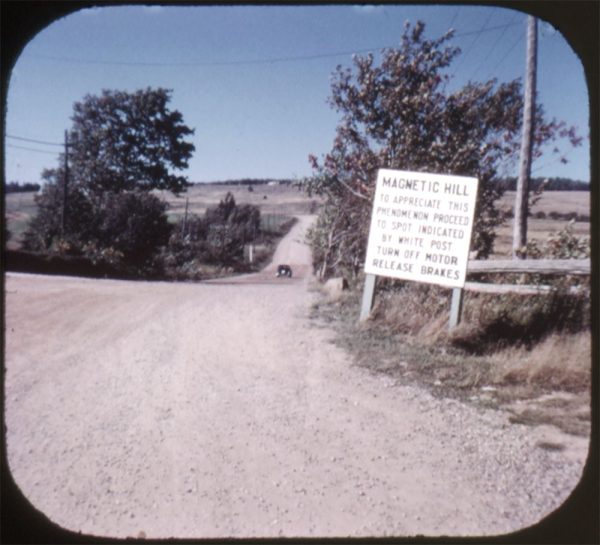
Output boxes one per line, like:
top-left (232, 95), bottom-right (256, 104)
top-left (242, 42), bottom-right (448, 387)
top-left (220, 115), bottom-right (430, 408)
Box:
top-left (307, 21), bottom-right (581, 278)
top-left (23, 169), bottom-right (97, 253)
top-left (23, 88), bottom-right (193, 273)
top-left (204, 192), bottom-right (261, 262)
top-left (93, 191), bottom-right (173, 271)
top-left (66, 87), bottom-right (195, 196)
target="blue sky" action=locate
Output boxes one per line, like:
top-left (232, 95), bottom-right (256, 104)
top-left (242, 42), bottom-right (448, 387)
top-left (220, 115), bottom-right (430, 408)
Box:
top-left (4, 4), bottom-right (591, 184)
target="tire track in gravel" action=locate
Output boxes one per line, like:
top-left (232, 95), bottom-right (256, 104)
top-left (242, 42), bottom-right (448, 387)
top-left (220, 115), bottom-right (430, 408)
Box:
top-left (4, 215), bottom-right (589, 539)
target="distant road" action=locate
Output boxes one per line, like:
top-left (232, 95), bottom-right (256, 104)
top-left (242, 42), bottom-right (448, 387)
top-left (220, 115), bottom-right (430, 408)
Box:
top-left (5, 215), bottom-right (587, 539)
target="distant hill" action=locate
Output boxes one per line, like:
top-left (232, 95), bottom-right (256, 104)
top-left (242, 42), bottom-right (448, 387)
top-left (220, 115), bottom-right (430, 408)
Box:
top-left (497, 177), bottom-right (590, 191)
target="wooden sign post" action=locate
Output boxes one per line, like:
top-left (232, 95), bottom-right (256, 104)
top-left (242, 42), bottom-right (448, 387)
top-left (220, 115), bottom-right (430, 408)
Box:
top-left (360, 169), bottom-right (479, 329)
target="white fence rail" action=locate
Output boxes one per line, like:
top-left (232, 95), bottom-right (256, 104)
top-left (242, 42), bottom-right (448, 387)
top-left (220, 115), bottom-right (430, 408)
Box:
top-left (466, 258), bottom-right (591, 276)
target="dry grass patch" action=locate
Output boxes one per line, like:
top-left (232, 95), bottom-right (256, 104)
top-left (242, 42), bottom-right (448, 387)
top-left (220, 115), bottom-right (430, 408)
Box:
top-left (309, 280), bottom-right (592, 437)
top-left (489, 332), bottom-right (591, 391)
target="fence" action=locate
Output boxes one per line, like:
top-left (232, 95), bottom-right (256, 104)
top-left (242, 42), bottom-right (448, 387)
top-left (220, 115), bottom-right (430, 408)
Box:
top-left (449, 258), bottom-right (591, 328)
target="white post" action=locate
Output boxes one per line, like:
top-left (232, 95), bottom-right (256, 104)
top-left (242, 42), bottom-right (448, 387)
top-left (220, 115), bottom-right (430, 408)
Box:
top-left (359, 273), bottom-right (377, 321)
top-left (449, 287), bottom-right (464, 330)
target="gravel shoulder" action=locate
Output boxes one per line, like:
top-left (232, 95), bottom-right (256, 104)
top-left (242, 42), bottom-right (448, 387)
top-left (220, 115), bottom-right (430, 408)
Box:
top-left (4, 215), bottom-right (590, 539)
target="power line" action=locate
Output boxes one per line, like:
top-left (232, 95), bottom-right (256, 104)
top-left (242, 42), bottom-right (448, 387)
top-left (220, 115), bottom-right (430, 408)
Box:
top-left (453, 10), bottom-right (496, 74)
top-left (6, 143), bottom-right (61, 155)
top-left (6, 134), bottom-right (63, 146)
top-left (467, 13), bottom-right (521, 81)
top-left (28, 22), bottom-right (521, 68)
top-left (448, 6), bottom-right (461, 29)
top-left (487, 33), bottom-right (524, 76)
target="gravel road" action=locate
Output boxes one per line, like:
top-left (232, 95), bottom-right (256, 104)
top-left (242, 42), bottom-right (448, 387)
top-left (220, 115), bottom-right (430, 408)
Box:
top-left (4, 215), bottom-right (589, 539)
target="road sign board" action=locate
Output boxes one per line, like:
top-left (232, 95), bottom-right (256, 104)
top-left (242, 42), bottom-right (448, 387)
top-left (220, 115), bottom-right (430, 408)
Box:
top-left (364, 169), bottom-right (479, 288)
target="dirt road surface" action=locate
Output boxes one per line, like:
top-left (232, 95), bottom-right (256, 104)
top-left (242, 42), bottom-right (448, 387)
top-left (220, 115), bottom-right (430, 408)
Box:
top-left (5, 215), bottom-right (589, 539)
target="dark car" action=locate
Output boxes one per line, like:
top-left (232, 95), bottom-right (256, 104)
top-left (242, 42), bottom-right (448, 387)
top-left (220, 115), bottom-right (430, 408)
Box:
top-left (276, 264), bottom-right (293, 278)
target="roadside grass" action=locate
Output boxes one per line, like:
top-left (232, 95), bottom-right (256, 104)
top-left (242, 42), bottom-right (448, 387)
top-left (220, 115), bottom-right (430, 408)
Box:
top-left (308, 281), bottom-right (591, 438)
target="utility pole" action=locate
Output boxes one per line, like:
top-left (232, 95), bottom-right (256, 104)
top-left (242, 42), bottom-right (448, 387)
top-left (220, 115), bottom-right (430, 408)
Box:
top-left (61, 130), bottom-right (70, 236)
top-left (512, 15), bottom-right (537, 258)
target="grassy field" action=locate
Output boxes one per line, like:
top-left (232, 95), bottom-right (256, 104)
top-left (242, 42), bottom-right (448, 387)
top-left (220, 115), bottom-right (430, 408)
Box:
top-left (5, 186), bottom-right (589, 253)
top-left (158, 182), bottom-right (321, 221)
top-left (491, 191), bottom-right (590, 257)
top-left (498, 190), bottom-right (591, 217)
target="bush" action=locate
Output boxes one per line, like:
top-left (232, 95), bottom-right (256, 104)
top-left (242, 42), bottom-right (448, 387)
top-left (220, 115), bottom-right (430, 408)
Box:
top-left (163, 193), bottom-right (263, 279)
top-left (525, 221), bottom-right (590, 260)
top-left (23, 181), bottom-right (99, 254)
top-left (24, 186), bottom-right (173, 276)
top-left (93, 191), bottom-right (173, 273)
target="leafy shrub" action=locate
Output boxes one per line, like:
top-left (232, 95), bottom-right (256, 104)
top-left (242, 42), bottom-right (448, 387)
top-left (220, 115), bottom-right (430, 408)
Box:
top-left (525, 221), bottom-right (590, 260)
top-left (163, 193), bottom-right (263, 278)
top-left (93, 191), bottom-right (173, 273)
top-left (24, 186), bottom-right (172, 276)
top-left (23, 180), bottom-right (98, 254)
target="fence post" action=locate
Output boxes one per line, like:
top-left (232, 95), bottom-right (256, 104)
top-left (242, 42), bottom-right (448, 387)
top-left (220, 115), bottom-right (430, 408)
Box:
top-left (359, 273), bottom-right (377, 322)
top-left (449, 287), bottom-right (464, 330)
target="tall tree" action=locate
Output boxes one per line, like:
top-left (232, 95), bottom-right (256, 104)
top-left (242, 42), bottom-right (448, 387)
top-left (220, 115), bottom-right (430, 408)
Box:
top-left (307, 21), bottom-right (581, 278)
top-left (50, 87), bottom-right (195, 196)
top-left (23, 88), bottom-right (193, 268)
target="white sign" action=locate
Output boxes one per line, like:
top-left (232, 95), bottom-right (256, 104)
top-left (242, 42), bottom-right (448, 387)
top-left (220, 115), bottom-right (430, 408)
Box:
top-left (364, 169), bottom-right (479, 288)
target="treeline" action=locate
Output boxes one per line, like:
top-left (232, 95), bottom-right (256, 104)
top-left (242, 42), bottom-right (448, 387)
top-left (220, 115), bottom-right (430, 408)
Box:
top-left (10, 190), bottom-right (291, 281)
top-left (497, 177), bottom-right (590, 191)
top-left (193, 178), bottom-right (294, 186)
top-left (5, 181), bottom-right (41, 193)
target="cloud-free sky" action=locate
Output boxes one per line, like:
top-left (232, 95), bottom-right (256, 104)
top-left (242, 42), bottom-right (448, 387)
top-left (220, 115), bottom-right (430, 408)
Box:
top-left (4, 4), bottom-right (591, 184)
